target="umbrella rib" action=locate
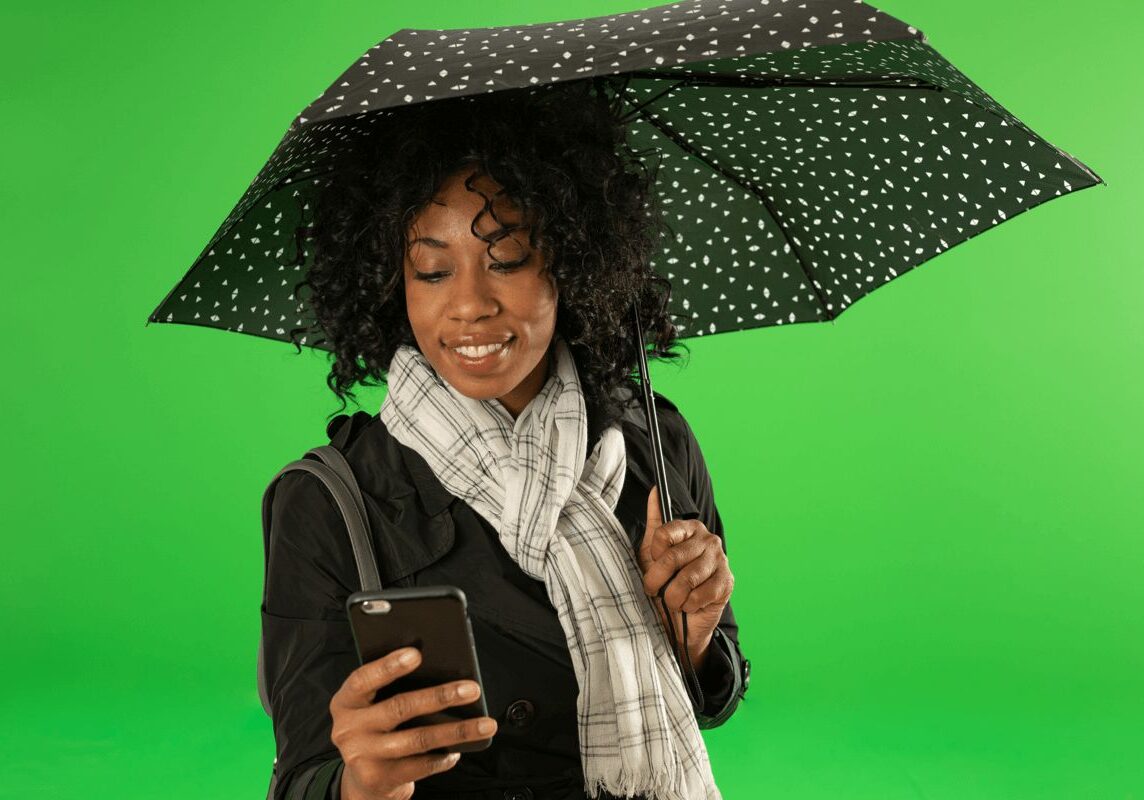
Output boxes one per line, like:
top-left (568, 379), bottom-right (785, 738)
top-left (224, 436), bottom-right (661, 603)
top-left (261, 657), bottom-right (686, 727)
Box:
top-left (619, 89), bottom-right (836, 321)
top-left (620, 70), bottom-right (945, 93)
top-left (615, 76), bottom-right (697, 125)
top-left (620, 69), bottom-right (1099, 184)
top-left (613, 72), bottom-right (943, 126)
top-left (146, 167), bottom-right (339, 325)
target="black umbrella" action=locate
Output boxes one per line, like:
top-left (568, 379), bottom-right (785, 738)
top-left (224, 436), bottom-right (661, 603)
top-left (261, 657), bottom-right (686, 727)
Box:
top-left (146, 0), bottom-right (1103, 709)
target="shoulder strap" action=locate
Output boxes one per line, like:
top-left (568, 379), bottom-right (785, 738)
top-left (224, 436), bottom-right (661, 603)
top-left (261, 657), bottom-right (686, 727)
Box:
top-left (292, 446), bottom-right (382, 591)
top-left (258, 440), bottom-right (382, 722)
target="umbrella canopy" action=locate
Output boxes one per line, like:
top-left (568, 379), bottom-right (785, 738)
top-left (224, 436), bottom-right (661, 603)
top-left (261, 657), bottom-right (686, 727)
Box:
top-left (146, 0), bottom-right (1102, 343)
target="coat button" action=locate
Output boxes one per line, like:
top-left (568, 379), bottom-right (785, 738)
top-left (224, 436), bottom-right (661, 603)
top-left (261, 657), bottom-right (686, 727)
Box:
top-left (503, 789), bottom-right (533, 800)
top-left (504, 699), bottom-right (535, 728)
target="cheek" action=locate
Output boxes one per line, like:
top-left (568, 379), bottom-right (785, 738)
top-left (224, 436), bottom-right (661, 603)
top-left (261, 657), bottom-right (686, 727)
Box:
top-left (521, 294), bottom-right (557, 340)
top-left (403, 285), bottom-right (433, 342)
top-left (535, 274), bottom-right (559, 321)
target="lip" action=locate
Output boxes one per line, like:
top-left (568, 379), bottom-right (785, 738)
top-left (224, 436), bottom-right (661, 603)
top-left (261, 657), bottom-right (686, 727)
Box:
top-left (446, 336), bottom-right (515, 374)
top-left (443, 333), bottom-right (515, 347)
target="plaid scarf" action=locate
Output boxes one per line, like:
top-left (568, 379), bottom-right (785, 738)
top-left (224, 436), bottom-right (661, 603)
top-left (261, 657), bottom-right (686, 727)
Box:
top-left (379, 333), bottom-right (721, 800)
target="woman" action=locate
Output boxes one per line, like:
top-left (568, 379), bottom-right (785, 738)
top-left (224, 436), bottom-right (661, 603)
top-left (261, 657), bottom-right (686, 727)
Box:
top-left (262, 80), bottom-right (750, 800)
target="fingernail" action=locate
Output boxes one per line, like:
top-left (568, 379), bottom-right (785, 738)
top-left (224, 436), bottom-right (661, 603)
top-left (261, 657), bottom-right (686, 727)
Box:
top-left (458, 682), bottom-right (479, 698)
top-left (399, 648), bottom-right (418, 665)
top-left (477, 718), bottom-right (496, 734)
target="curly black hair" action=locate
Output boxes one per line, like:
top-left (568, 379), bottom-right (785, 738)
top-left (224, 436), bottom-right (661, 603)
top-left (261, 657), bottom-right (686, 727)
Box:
top-left (287, 76), bottom-right (689, 429)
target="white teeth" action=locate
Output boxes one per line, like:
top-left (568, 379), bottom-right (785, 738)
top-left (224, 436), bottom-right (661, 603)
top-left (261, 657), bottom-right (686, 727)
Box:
top-left (453, 342), bottom-right (506, 358)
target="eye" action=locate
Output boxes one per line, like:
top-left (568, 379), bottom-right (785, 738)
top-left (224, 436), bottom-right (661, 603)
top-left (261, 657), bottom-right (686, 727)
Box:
top-left (412, 263), bottom-right (523, 283)
top-left (411, 259), bottom-right (526, 284)
top-left (491, 262), bottom-right (524, 274)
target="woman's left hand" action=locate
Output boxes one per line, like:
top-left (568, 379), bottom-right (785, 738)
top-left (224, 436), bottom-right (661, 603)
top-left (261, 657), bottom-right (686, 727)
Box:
top-left (636, 485), bottom-right (734, 666)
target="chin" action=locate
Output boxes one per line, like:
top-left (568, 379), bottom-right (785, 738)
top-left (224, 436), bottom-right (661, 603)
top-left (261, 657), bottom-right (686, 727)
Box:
top-left (429, 361), bottom-right (502, 393)
top-left (449, 375), bottom-right (513, 399)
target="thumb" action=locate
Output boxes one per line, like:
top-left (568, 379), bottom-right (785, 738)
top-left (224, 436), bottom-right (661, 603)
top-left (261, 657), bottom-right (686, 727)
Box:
top-left (644, 484), bottom-right (663, 542)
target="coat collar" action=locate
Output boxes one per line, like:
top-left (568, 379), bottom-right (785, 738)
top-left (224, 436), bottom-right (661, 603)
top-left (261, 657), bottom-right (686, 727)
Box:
top-left (396, 441), bottom-right (457, 517)
top-left (327, 409), bottom-right (452, 516)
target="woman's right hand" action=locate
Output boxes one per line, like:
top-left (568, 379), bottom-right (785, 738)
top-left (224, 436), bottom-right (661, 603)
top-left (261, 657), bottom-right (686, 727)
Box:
top-left (329, 646), bottom-right (498, 800)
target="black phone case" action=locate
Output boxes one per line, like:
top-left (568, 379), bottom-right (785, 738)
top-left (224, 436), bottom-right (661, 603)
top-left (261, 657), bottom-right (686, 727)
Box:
top-left (346, 585), bottom-right (492, 753)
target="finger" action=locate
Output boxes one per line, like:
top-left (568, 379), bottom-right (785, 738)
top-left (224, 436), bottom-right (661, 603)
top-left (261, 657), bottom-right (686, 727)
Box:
top-left (375, 679), bottom-right (484, 732)
top-left (642, 535), bottom-right (711, 599)
top-left (678, 568), bottom-right (733, 613)
top-left (660, 550), bottom-right (720, 612)
top-left (346, 751), bottom-right (459, 796)
top-left (650, 519), bottom-right (702, 563)
top-left (673, 550), bottom-right (732, 613)
top-left (374, 715), bottom-right (499, 761)
top-left (389, 751), bottom-right (464, 787)
top-left (332, 647), bottom-right (422, 712)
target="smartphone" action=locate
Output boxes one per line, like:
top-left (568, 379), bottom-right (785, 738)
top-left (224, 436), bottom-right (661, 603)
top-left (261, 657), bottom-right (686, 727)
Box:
top-left (346, 585), bottom-right (492, 753)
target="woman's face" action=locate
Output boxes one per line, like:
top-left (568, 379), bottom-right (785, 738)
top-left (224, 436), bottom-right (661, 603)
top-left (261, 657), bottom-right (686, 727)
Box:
top-left (403, 166), bottom-right (558, 419)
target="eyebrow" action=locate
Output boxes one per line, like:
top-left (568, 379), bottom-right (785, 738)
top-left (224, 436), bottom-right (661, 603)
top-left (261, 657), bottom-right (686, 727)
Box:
top-left (408, 236), bottom-right (449, 249)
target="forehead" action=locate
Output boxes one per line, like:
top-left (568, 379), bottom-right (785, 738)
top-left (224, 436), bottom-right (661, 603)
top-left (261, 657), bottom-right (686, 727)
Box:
top-left (409, 169), bottom-right (528, 231)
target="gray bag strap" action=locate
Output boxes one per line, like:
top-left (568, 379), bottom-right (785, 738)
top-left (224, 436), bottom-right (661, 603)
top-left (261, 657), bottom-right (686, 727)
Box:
top-left (258, 444), bottom-right (381, 800)
top-left (270, 445), bottom-right (382, 591)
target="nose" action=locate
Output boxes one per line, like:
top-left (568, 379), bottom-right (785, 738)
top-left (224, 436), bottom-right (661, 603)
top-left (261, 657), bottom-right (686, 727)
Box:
top-left (447, 262), bottom-right (500, 323)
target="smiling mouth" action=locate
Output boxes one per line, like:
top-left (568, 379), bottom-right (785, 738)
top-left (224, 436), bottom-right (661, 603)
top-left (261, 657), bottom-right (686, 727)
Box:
top-left (451, 340), bottom-right (510, 358)
top-left (446, 336), bottom-right (516, 368)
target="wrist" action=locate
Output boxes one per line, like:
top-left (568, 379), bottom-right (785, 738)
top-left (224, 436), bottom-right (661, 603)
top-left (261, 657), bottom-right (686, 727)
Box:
top-left (687, 630), bottom-right (714, 671)
top-left (652, 600), bottom-right (715, 669)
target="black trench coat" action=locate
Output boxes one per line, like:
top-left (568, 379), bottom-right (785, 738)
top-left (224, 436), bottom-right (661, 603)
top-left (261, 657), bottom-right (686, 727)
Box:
top-left (261, 389), bottom-right (751, 800)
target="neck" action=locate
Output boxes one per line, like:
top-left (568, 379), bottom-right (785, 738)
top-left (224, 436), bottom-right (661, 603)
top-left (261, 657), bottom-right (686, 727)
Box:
top-left (497, 343), bottom-right (555, 419)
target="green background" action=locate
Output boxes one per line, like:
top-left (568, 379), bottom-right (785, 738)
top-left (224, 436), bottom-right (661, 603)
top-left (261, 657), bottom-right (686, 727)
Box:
top-left (3, 0), bottom-right (1140, 797)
